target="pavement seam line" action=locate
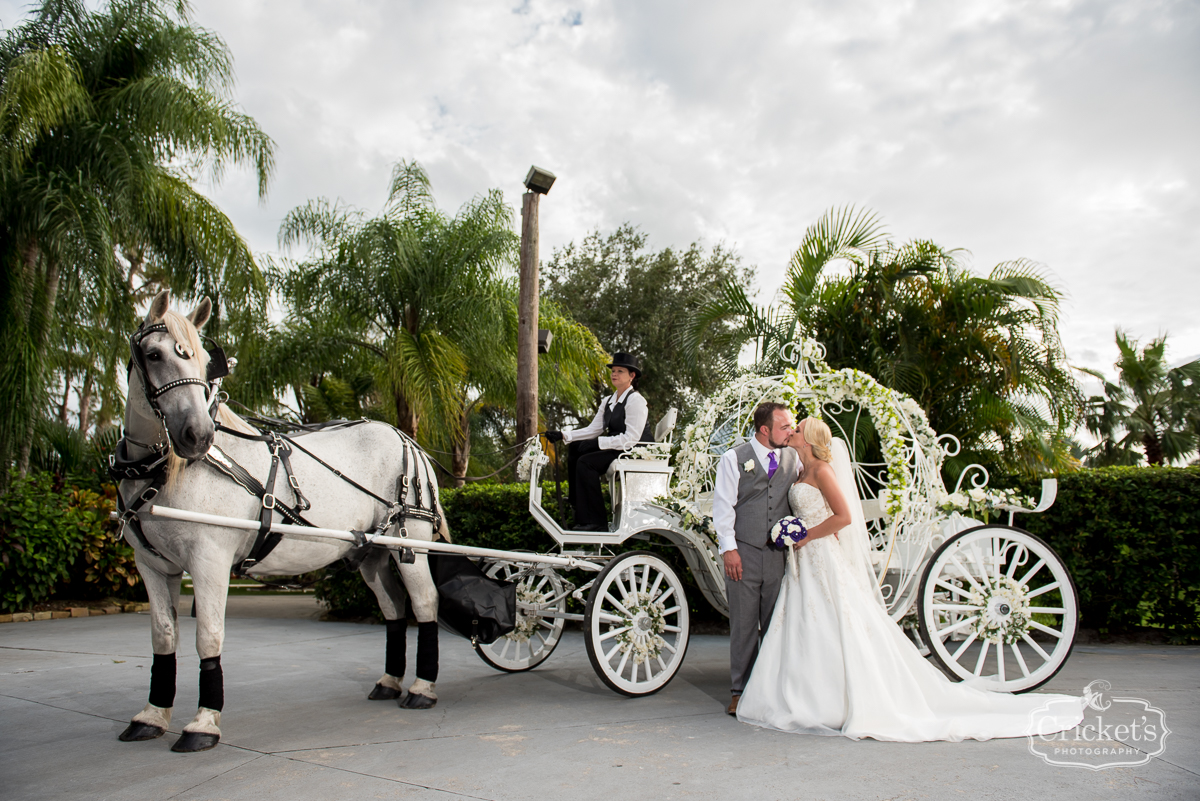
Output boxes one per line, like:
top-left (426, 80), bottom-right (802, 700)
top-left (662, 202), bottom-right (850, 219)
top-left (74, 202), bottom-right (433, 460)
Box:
top-left (267, 709), bottom-right (721, 754)
top-left (163, 753), bottom-right (266, 800)
top-left (214, 748), bottom-right (497, 800)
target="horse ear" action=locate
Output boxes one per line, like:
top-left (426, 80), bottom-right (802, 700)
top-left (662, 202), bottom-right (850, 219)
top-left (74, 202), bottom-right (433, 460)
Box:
top-left (188, 297), bottom-right (212, 330)
top-left (146, 290), bottom-right (170, 325)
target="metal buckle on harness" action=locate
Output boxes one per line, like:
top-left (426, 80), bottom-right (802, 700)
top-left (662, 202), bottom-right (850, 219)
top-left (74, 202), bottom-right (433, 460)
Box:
top-left (288, 475), bottom-right (302, 491)
top-left (262, 493), bottom-right (276, 510)
top-left (139, 486), bottom-right (159, 504)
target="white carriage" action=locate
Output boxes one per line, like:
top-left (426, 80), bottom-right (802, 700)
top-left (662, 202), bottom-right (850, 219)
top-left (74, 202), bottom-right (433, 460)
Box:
top-left (474, 338), bottom-right (1079, 697)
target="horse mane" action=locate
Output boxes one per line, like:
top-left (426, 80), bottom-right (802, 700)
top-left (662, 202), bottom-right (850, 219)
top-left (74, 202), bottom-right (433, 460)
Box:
top-left (159, 309), bottom-right (259, 486)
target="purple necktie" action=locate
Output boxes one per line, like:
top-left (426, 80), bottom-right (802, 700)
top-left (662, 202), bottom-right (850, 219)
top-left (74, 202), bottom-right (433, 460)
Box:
top-left (767, 451), bottom-right (778, 478)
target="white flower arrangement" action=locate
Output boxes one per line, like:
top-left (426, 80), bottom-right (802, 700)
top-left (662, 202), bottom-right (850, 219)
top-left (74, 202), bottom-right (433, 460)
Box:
top-left (505, 583), bottom-right (545, 643)
top-left (516, 437), bottom-right (547, 483)
top-left (615, 591), bottom-right (668, 664)
top-left (651, 496), bottom-right (718, 540)
top-left (968, 577), bottom-right (1032, 645)
top-left (936, 487), bottom-right (1035, 520)
top-left (625, 441), bottom-right (673, 461)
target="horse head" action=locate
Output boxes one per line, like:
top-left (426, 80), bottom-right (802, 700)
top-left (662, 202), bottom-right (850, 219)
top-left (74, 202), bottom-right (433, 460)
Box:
top-left (126, 290), bottom-right (219, 460)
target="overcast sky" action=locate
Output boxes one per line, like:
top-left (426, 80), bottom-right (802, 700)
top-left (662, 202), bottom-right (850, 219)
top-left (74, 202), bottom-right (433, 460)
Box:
top-left (5, 0), bottom-right (1197, 378)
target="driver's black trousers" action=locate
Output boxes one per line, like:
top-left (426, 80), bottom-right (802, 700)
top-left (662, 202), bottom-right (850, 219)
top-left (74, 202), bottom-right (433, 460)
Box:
top-left (566, 439), bottom-right (621, 529)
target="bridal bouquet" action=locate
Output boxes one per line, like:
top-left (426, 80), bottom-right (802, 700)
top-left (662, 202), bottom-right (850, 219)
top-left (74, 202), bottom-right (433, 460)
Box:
top-left (769, 515), bottom-right (808, 549)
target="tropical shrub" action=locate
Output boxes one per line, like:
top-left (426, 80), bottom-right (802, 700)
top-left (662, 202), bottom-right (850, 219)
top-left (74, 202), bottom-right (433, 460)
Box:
top-left (1002, 466), bottom-right (1200, 640)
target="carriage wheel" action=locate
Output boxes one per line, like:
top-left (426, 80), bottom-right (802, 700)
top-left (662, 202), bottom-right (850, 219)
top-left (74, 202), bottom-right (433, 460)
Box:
top-left (475, 562), bottom-right (567, 673)
top-left (584, 550), bottom-right (690, 697)
top-left (918, 524), bottom-right (1078, 693)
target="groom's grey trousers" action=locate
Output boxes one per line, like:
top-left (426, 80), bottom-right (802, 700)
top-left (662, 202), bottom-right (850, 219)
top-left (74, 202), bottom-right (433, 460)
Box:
top-left (724, 441), bottom-right (797, 695)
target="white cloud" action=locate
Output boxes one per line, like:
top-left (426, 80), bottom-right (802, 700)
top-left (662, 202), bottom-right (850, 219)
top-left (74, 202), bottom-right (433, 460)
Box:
top-left (2, 0), bottom-right (1196, 376)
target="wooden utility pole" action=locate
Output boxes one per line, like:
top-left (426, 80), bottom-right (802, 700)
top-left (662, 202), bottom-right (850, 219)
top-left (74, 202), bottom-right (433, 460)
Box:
top-left (516, 190), bottom-right (540, 444)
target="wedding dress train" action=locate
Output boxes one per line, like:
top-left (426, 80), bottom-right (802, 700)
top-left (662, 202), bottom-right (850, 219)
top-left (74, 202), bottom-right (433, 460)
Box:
top-left (736, 457), bottom-right (1084, 742)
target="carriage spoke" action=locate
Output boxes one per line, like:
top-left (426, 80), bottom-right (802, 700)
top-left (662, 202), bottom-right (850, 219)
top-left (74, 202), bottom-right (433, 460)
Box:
top-left (630, 661), bottom-right (638, 684)
top-left (1016, 558), bottom-right (1047, 588)
top-left (934, 579), bottom-right (971, 596)
top-left (996, 640), bottom-right (1006, 683)
top-left (656, 655), bottom-right (667, 672)
top-left (603, 593), bottom-right (633, 618)
top-left (661, 605), bottom-right (681, 616)
top-left (597, 611), bottom-right (623, 623)
top-left (1027, 607), bottom-right (1065, 615)
top-left (973, 640), bottom-right (991, 676)
top-left (616, 649), bottom-right (631, 677)
top-left (1011, 642), bottom-right (1031, 678)
top-left (935, 614), bottom-right (980, 639)
top-left (604, 641), bottom-right (622, 662)
top-left (656, 586), bottom-right (677, 606)
top-left (1025, 581), bottom-right (1060, 599)
top-left (500, 638), bottom-right (512, 659)
top-left (660, 639), bottom-right (678, 655)
top-left (639, 564), bottom-right (650, 594)
top-left (1029, 620), bottom-right (1065, 639)
top-left (932, 603), bottom-right (983, 612)
top-left (951, 631), bottom-right (979, 661)
top-left (663, 624), bottom-right (681, 633)
top-left (946, 553), bottom-right (987, 597)
top-left (649, 571), bottom-right (665, 598)
top-left (598, 625), bottom-right (632, 642)
top-left (1020, 632), bottom-right (1052, 662)
top-left (1005, 544), bottom-right (1027, 580)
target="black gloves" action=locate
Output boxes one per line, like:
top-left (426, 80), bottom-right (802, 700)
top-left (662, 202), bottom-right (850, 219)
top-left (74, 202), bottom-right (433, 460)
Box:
top-left (543, 431), bottom-right (564, 443)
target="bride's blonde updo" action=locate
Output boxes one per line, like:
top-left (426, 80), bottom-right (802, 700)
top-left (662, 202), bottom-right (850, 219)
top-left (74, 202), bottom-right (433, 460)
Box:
top-left (801, 417), bottom-right (833, 463)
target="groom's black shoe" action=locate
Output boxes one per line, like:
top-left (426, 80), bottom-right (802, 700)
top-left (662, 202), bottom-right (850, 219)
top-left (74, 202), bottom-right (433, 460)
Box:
top-left (726, 695), bottom-right (740, 716)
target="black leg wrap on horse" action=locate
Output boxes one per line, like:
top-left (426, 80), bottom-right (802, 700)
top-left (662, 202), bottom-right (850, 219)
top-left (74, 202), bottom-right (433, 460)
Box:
top-left (149, 652), bottom-right (176, 709)
top-left (416, 621), bottom-right (439, 682)
top-left (385, 619), bottom-right (407, 678)
top-left (198, 656), bottom-right (224, 712)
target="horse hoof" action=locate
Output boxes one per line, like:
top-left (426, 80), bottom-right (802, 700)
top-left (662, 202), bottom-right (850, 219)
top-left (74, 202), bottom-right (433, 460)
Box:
top-left (399, 692), bottom-right (437, 710)
top-left (368, 683), bottom-right (403, 701)
top-left (119, 721), bottom-right (165, 742)
top-left (171, 731), bottom-right (220, 752)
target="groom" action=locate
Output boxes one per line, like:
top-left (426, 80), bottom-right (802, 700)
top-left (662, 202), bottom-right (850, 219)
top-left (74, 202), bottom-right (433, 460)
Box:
top-left (714, 401), bottom-right (800, 716)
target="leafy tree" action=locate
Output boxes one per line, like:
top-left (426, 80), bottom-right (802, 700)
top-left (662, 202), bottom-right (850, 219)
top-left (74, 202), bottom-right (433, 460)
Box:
top-left (0, 0), bottom-right (274, 478)
top-left (269, 160), bottom-right (608, 483)
top-left (1082, 331), bottom-right (1200, 466)
top-left (688, 207), bottom-right (1082, 475)
top-left (541, 224), bottom-right (753, 427)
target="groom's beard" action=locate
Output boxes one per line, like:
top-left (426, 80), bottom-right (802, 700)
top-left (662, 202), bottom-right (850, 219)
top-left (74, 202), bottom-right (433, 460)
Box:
top-left (768, 435), bottom-right (789, 450)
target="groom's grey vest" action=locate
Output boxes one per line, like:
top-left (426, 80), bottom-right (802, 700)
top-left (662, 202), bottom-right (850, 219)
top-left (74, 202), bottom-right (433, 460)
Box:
top-left (731, 441), bottom-right (798, 548)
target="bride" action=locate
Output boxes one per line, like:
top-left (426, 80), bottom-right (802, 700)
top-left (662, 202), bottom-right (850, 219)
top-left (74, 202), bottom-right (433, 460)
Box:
top-left (736, 417), bottom-right (1085, 741)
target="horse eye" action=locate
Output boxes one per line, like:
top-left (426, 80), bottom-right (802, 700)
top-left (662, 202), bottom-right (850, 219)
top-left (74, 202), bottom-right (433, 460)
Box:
top-left (145, 350), bottom-right (161, 361)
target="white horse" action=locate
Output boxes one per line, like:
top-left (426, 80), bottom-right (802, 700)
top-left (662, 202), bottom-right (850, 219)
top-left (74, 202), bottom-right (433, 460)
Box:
top-left (114, 290), bottom-right (447, 752)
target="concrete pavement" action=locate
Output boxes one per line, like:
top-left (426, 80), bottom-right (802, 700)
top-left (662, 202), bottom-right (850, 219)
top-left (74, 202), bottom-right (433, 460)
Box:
top-left (1, 598), bottom-right (1197, 800)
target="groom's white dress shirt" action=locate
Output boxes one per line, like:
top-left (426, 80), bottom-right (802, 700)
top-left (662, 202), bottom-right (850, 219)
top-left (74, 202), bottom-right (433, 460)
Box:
top-left (713, 438), bottom-right (788, 555)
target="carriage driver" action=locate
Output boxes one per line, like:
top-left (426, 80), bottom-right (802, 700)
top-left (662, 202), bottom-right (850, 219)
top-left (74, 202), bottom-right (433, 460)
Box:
top-left (543, 353), bottom-right (653, 532)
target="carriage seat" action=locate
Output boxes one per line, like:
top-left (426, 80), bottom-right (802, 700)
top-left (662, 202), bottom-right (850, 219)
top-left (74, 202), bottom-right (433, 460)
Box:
top-left (604, 408), bottom-right (678, 528)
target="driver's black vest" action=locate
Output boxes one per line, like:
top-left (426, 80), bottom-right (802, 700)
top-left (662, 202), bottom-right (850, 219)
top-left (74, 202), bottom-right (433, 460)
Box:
top-left (602, 391), bottom-right (653, 443)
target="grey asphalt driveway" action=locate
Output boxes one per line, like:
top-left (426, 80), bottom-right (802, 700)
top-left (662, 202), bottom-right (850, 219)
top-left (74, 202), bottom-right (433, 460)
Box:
top-left (1, 598), bottom-right (1196, 800)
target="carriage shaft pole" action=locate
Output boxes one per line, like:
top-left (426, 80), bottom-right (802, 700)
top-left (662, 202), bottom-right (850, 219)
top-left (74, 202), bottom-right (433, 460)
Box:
top-left (132, 504), bottom-right (604, 571)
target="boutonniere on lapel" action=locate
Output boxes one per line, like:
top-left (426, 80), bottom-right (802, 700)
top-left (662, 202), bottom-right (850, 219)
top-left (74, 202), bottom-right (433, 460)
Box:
top-left (743, 459), bottom-right (756, 473)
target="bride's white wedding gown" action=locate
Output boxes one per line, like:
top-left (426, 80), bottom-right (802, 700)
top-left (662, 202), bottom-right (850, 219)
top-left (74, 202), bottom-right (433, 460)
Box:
top-left (736, 481), bottom-right (1085, 741)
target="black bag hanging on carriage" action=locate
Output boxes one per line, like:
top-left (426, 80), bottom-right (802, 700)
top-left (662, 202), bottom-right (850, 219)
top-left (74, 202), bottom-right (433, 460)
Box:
top-left (429, 554), bottom-right (517, 645)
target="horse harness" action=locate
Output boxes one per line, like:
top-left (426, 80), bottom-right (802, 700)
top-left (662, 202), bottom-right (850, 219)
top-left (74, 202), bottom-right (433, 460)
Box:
top-left (111, 322), bottom-right (442, 574)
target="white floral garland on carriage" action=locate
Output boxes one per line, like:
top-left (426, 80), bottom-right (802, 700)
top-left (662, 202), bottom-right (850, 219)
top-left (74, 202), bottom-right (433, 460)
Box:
top-left (663, 338), bottom-right (1030, 543)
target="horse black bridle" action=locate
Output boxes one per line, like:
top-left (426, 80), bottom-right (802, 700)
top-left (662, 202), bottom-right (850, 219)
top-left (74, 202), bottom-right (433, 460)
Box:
top-left (127, 321), bottom-right (231, 426)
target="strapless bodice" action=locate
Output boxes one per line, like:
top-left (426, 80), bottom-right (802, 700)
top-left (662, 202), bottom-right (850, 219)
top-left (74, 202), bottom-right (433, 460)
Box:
top-left (788, 482), bottom-right (830, 527)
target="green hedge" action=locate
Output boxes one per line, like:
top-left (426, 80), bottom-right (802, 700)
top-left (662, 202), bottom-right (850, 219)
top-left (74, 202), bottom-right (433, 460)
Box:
top-left (0, 472), bottom-right (144, 613)
top-left (1001, 466), bottom-right (1200, 641)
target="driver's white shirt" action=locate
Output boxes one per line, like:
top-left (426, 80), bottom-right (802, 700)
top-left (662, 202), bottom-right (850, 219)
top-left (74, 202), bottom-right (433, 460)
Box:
top-left (561, 387), bottom-right (648, 451)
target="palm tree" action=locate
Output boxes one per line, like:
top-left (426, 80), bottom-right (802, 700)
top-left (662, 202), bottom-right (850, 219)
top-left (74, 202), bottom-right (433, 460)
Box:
top-left (274, 160), bottom-right (608, 484)
top-left (687, 206), bottom-right (1083, 474)
top-left (0, 0), bottom-right (274, 477)
top-left (1082, 331), bottom-right (1200, 466)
